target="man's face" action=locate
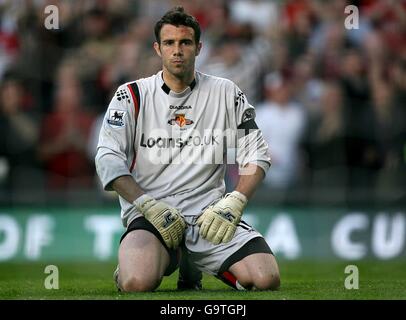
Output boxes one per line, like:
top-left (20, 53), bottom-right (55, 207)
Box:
top-left (154, 24), bottom-right (201, 79)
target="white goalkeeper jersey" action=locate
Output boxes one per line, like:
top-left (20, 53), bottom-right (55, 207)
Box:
top-left (95, 70), bottom-right (271, 227)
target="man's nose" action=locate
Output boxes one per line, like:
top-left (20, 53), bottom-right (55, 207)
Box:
top-left (173, 43), bottom-right (183, 55)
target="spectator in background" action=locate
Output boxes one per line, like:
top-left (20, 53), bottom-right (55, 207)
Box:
top-left (290, 53), bottom-right (323, 118)
top-left (0, 77), bottom-right (39, 194)
top-left (371, 80), bottom-right (406, 199)
top-left (339, 48), bottom-right (381, 192)
top-left (302, 81), bottom-right (348, 200)
top-left (73, 8), bottom-right (116, 113)
top-left (103, 17), bottom-right (160, 88)
top-left (387, 57), bottom-right (406, 199)
top-left (200, 20), bottom-right (272, 104)
top-left (361, 0), bottom-right (406, 59)
top-left (0, 14), bottom-right (19, 79)
top-left (38, 63), bottom-right (95, 190)
top-left (391, 57), bottom-right (406, 117)
top-left (230, 0), bottom-right (279, 34)
top-left (281, 0), bottom-right (315, 61)
top-left (311, 20), bottom-right (350, 79)
top-left (256, 72), bottom-right (306, 190)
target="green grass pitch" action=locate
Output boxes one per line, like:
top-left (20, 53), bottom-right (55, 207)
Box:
top-left (0, 260), bottom-right (405, 300)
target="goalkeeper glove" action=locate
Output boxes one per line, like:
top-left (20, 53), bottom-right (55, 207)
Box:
top-left (133, 194), bottom-right (186, 249)
top-left (197, 191), bottom-right (248, 245)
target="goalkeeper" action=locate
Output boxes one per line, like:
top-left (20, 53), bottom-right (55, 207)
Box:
top-left (95, 6), bottom-right (280, 292)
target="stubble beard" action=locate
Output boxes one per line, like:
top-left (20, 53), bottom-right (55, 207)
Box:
top-left (164, 58), bottom-right (195, 82)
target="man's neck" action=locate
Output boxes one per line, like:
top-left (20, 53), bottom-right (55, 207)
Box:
top-left (162, 69), bottom-right (195, 93)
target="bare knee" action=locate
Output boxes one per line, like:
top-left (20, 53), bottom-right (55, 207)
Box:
top-left (230, 253), bottom-right (281, 291)
top-left (117, 229), bottom-right (169, 292)
top-left (237, 270), bottom-right (280, 291)
top-left (252, 254), bottom-right (281, 290)
top-left (252, 270), bottom-right (280, 290)
top-left (120, 275), bottom-right (161, 292)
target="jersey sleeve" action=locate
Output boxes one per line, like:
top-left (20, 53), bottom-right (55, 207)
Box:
top-left (232, 84), bottom-right (272, 175)
top-left (95, 83), bottom-right (139, 190)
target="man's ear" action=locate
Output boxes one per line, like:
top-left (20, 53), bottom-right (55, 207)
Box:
top-left (196, 42), bottom-right (202, 56)
top-left (153, 42), bottom-right (161, 57)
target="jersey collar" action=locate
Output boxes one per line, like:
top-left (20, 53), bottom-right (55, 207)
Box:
top-left (159, 71), bottom-right (197, 97)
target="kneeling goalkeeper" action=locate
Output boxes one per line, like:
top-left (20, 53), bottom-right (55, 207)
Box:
top-left (95, 6), bottom-right (280, 292)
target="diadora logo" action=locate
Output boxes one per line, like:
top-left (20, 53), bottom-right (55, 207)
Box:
top-left (168, 114), bottom-right (194, 128)
top-left (169, 105), bottom-right (192, 110)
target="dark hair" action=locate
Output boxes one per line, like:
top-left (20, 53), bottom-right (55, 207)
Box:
top-left (154, 6), bottom-right (201, 44)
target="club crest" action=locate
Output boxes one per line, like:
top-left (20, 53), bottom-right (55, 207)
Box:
top-left (168, 114), bottom-right (194, 128)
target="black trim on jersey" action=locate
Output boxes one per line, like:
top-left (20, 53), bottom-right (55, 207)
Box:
top-left (189, 78), bottom-right (196, 90)
top-left (237, 119), bottom-right (259, 138)
top-left (161, 78), bottom-right (197, 95)
top-left (161, 82), bottom-right (171, 94)
top-left (218, 237), bottom-right (273, 274)
top-left (127, 82), bottom-right (141, 173)
top-left (238, 119), bottom-right (258, 130)
top-left (128, 82), bottom-right (141, 108)
top-left (238, 220), bottom-right (252, 231)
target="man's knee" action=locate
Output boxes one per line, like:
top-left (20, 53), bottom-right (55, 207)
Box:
top-left (236, 269), bottom-right (280, 291)
top-left (251, 256), bottom-right (280, 290)
top-left (229, 253), bottom-right (281, 291)
top-left (117, 229), bottom-right (170, 292)
top-left (252, 270), bottom-right (280, 290)
top-left (120, 274), bottom-right (161, 292)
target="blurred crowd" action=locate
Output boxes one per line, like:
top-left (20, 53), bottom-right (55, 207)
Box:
top-left (0, 0), bottom-right (405, 205)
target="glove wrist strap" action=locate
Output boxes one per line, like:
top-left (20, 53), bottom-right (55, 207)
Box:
top-left (132, 193), bottom-right (151, 207)
top-left (231, 190), bottom-right (248, 205)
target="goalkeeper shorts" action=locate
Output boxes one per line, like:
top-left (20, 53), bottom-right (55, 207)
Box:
top-left (182, 216), bottom-right (273, 276)
top-left (120, 216), bottom-right (180, 276)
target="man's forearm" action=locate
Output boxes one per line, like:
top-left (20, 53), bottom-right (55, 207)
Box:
top-left (234, 164), bottom-right (265, 199)
top-left (111, 175), bottom-right (145, 203)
